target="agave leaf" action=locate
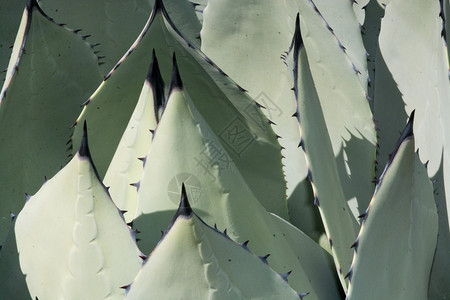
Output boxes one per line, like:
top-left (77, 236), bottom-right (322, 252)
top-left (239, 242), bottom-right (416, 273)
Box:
top-left (347, 115), bottom-right (438, 300)
top-left (364, 0), bottom-right (408, 168)
top-left (293, 0), bottom-right (377, 219)
top-left (269, 213), bottom-right (343, 299)
top-left (102, 50), bottom-right (162, 222)
top-left (429, 160), bottom-right (450, 300)
top-left (0, 0), bottom-right (103, 242)
top-left (373, 47), bottom-right (407, 178)
top-left (72, 0), bottom-right (287, 220)
top-left (0, 0), bottom-right (24, 82)
top-left (379, 1), bottom-right (450, 298)
top-left (201, 0), bottom-right (326, 237)
top-left (360, 0), bottom-right (384, 105)
top-left (39, 0), bottom-right (201, 74)
top-left (201, 0), bottom-right (307, 201)
top-left (200, 1), bottom-right (324, 236)
top-left (127, 189), bottom-right (302, 299)
top-left (286, 178), bottom-right (324, 242)
top-left (133, 65), bottom-right (320, 297)
top-left (190, 0), bottom-right (208, 24)
top-left (352, 0), bottom-right (370, 25)
top-left (288, 18), bottom-right (359, 291)
top-left (0, 216), bottom-right (30, 300)
top-left (379, 0), bottom-right (449, 177)
top-left (14, 124), bottom-right (142, 300)
top-left (302, 0), bottom-right (369, 87)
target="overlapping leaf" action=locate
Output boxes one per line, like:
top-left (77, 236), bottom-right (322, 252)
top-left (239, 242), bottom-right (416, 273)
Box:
top-left (200, 1), bottom-right (323, 236)
top-left (15, 125), bottom-right (142, 299)
top-left (127, 188), bottom-right (303, 299)
top-left (347, 116), bottom-right (438, 300)
top-left (0, 0), bottom-right (102, 242)
top-left (133, 64), bottom-right (322, 297)
top-left (72, 0), bottom-right (287, 220)
top-left (39, 0), bottom-right (202, 74)
top-left (103, 51), bottom-right (162, 222)
top-left (288, 17), bottom-right (359, 291)
top-left (293, 0), bottom-right (377, 219)
top-left (379, 1), bottom-right (450, 298)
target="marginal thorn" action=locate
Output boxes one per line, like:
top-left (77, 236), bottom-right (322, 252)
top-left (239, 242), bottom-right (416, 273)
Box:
top-left (358, 212), bottom-right (367, 219)
top-left (259, 254), bottom-right (270, 264)
top-left (299, 292), bottom-right (310, 299)
top-left (313, 196), bottom-right (320, 206)
top-left (344, 267), bottom-right (353, 282)
top-left (280, 271), bottom-right (292, 282)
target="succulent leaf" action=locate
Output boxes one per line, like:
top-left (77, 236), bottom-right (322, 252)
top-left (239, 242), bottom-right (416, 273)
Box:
top-left (346, 116), bottom-right (438, 300)
top-left (379, 0), bottom-right (449, 176)
top-left (0, 0), bottom-right (103, 242)
top-left (201, 0), bottom-right (307, 200)
top-left (102, 50), bottom-right (161, 222)
top-left (126, 189), bottom-right (302, 299)
top-left (270, 213), bottom-right (343, 299)
top-left (14, 124), bottom-right (142, 299)
top-left (288, 17), bottom-right (360, 291)
top-left (379, 1), bottom-right (450, 297)
top-left (133, 61), bottom-right (323, 297)
top-left (72, 0), bottom-right (287, 220)
top-left (38, 0), bottom-right (202, 74)
top-left (293, 0), bottom-right (377, 219)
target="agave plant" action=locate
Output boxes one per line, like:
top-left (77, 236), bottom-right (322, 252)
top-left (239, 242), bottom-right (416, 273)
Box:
top-left (0, 0), bottom-right (448, 299)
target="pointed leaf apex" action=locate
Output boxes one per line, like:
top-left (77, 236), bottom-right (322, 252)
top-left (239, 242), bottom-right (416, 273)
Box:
top-left (176, 183), bottom-right (193, 217)
top-left (147, 49), bottom-right (162, 84)
top-left (290, 13), bottom-right (303, 53)
top-left (78, 121), bottom-right (90, 158)
top-left (168, 53), bottom-right (183, 96)
top-left (153, 0), bottom-right (164, 13)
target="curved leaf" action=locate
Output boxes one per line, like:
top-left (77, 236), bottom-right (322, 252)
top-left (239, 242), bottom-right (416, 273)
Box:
top-left (0, 0), bottom-right (102, 242)
top-left (288, 18), bottom-right (359, 291)
top-left (126, 188), bottom-right (302, 299)
top-left (201, 0), bottom-right (307, 201)
top-left (133, 68), bottom-right (320, 297)
top-left (379, 1), bottom-right (450, 298)
top-left (270, 213), bottom-right (343, 299)
top-left (72, 0), bottom-right (287, 220)
top-left (102, 50), bottom-right (162, 222)
top-left (294, 0), bottom-right (377, 218)
top-left (347, 116), bottom-right (438, 300)
top-left (15, 125), bottom-right (142, 299)
top-left (39, 0), bottom-right (201, 74)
